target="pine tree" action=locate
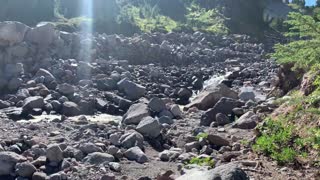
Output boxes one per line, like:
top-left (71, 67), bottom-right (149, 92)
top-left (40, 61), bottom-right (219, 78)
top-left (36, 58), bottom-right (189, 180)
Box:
top-left (272, 12), bottom-right (320, 69)
top-left (317, 0), bottom-right (320, 7)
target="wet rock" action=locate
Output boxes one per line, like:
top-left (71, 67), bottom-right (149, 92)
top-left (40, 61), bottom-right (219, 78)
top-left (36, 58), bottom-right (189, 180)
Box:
top-left (34, 69), bottom-right (56, 84)
top-left (61, 101), bottom-right (80, 116)
top-left (124, 147), bottom-right (148, 163)
top-left (176, 163), bottom-right (249, 180)
top-left (148, 97), bottom-right (166, 113)
top-left (84, 152), bottom-right (115, 165)
top-left (136, 116), bottom-right (161, 138)
top-left (232, 111), bottom-right (259, 129)
top-left (185, 142), bottom-right (200, 152)
top-left (122, 103), bottom-right (149, 125)
top-left (117, 79), bottom-right (146, 100)
top-left (185, 83), bottom-right (238, 111)
top-left (15, 162), bottom-right (37, 177)
top-left (0, 151), bottom-right (26, 175)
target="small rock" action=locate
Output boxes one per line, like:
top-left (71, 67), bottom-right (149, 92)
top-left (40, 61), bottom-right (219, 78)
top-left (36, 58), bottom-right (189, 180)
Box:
top-left (136, 116), bottom-right (161, 138)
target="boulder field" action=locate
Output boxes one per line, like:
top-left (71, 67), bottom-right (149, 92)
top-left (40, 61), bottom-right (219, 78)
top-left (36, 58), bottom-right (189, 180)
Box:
top-left (0, 21), bottom-right (300, 180)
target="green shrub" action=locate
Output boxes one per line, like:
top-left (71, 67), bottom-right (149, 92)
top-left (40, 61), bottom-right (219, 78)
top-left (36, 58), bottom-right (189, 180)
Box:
top-left (187, 157), bottom-right (215, 168)
top-left (185, 3), bottom-right (228, 34)
top-left (195, 132), bottom-right (208, 140)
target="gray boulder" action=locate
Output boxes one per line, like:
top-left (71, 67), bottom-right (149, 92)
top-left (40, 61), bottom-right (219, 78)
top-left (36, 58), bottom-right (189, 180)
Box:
top-left (176, 163), bottom-right (249, 180)
top-left (117, 79), bottom-right (146, 100)
top-left (201, 97), bottom-right (243, 126)
top-left (15, 162), bottom-right (37, 177)
top-left (25, 22), bottom-right (57, 46)
top-left (79, 143), bottom-right (103, 154)
top-left (62, 101), bottom-right (80, 116)
top-left (0, 151), bottom-right (26, 175)
top-left (136, 116), bottom-right (161, 138)
top-left (84, 152), bottom-right (115, 165)
top-left (148, 97), bottom-right (166, 113)
top-left (0, 21), bottom-right (30, 46)
top-left (46, 144), bottom-right (63, 163)
top-left (120, 131), bottom-right (144, 149)
top-left (22, 96), bottom-right (44, 111)
top-left (124, 147), bottom-right (148, 163)
top-left (57, 83), bottom-right (75, 96)
top-left (207, 134), bottom-right (230, 147)
top-left (232, 111), bottom-right (259, 129)
top-left (239, 87), bottom-right (255, 101)
top-left (122, 103), bottom-right (149, 125)
top-left (185, 83), bottom-right (238, 111)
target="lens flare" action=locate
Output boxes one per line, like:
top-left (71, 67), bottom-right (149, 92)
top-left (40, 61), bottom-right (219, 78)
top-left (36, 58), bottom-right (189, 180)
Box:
top-left (79, 0), bottom-right (93, 63)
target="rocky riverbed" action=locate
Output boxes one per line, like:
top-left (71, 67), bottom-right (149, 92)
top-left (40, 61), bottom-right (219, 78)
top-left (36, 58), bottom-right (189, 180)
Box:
top-left (0, 21), bottom-right (317, 180)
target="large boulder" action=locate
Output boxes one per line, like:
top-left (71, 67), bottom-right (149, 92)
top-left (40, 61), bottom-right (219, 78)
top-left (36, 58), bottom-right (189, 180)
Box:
top-left (34, 68), bottom-right (56, 84)
top-left (0, 21), bottom-right (30, 46)
top-left (22, 96), bottom-right (45, 111)
top-left (176, 163), bottom-right (249, 180)
top-left (124, 147), bottom-right (148, 163)
top-left (122, 103), bottom-right (149, 125)
top-left (57, 83), bottom-right (75, 96)
top-left (232, 111), bottom-right (259, 129)
top-left (25, 22), bottom-right (57, 47)
top-left (15, 162), bottom-right (37, 177)
top-left (201, 97), bottom-right (243, 126)
top-left (148, 97), bottom-right (166, 113)
top-left (185, 83), bottom-right (238, 111)
top-left (117, 79), bottom-right (146, 100)
top-left (62, 101), bottom-right (80, 116)
top-left (120, 131), bottom-right (144, 149)
top-left (0, 151), bottom-right (26, 175)
top-left (136, 116), bottom-right (161, 138)
top-left (46, 144), bottom-right (64, 163)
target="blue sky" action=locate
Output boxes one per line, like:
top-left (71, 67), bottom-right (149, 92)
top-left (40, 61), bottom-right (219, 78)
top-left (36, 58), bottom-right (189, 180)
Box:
top-left (306, 0), bottom-right (316, 6)
top-left (289, 0), bottom-right (316, 6)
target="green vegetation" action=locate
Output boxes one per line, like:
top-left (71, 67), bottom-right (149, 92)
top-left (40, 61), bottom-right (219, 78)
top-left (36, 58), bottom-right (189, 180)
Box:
top-left (195, 132), bottom-right (208, 141)
top-left (272, 12), bottom-right (320, 70)
top-left (255, 11), bottom-right (320, 166)
top-left (187, 157), bottom-right (215, 168)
